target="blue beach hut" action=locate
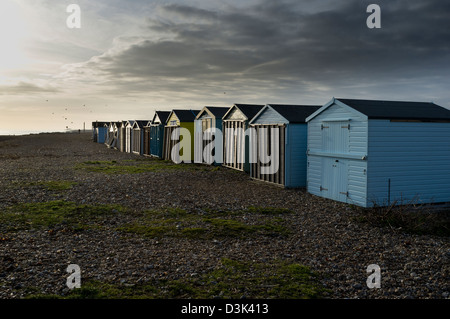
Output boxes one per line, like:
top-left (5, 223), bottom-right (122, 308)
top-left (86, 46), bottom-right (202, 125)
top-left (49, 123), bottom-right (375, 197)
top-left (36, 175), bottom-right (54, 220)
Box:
top-left (306, 98), bottom-right (450, 207)
top-left (92, 121), bottom-right (108, 144)
top-left (149, 111), bottom-right (171, 158)
top-left (249, 104), bottom-right (320, 188)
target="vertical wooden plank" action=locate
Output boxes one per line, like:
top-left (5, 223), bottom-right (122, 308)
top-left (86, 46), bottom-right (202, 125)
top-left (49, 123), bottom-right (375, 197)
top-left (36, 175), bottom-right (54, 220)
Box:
top-left (272, 125), bottom-right (278, 184)
top-left (234, 121), bottom-right (238, 170)
top-left (222, 121), bottom-right (228, 166)
top-left (225, 121), bottom-right (229, 167)
top-left (280, 125), bottom-right (285, 186)
top-left (250, 124), bottom-right (256, 178)
top-left (260, 125), bottom-right (264, 180)
top-left (163, 126), bottom-right (169, 160)
top-left (229, 121), bottom-right (233, 167)
top-left (227, 121), bottom-right (230, 166)
top-left (268, 125), bottom-right (271, 182)
top-left (263, 125), bottom-right (266, 181)
top-left (237, 121), bottom-right (240, 170)
top-left (268, 125), bottom-right (272, 183)
top-left (256, 126), bottom-right (260, 180)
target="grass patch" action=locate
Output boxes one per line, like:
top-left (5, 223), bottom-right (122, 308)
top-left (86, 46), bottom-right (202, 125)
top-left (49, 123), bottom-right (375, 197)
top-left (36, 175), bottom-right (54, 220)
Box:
top-left (9, 180), bottom-right (78, 191)
top-left (117, 206), bottom-right (291, 239)
top-left (353, 202), bottom-right (450, 237)
top-left (35, 180), bottom-right (77, 190)
top-left (196, 258), bottom-right (327, 299)
top-left (26, 258), bottom-right (328, 299)
top-left (75, 159), bottom-right (212, 174)
top-left (37, 181), bottom-right (77, 191)
top-left (0, 200), bottom-right (126, 231)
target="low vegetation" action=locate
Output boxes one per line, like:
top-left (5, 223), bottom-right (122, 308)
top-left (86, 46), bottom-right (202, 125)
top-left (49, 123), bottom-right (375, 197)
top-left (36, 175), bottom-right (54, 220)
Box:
top-left (26, 258), bottom-right (328, 299)
top-left (353, 201), bottom-right (450, 237)
top-left (117, 206), bottom-right (292, 239)
top-left (0, 201), bottom-right (292, 240)
top-left (75, 159), bottom-right (214, 174)
top-left (9, 180), bottom-right (78, 191)
top-left (0, 200), bottom-right (126, 231)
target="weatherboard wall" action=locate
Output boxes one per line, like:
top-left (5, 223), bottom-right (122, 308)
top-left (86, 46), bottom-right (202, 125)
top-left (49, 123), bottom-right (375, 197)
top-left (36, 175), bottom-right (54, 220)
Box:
top-left (132, 127), bottom-right (142, 155)
top-left (149, 112), bottom-right (169, 158)
top-left (222, 107), bottom-right (250, 172)
top-left (96, 126), bottom-right (107, 144)
top-left (150, 124), bottom-right (165, 158)
top-left (143, 125), bottom-right (151, 156)
top-left (119, 122), bottom-right (126, 152)
top-left (249, 106), bottom-right (309, 188)
top-left (285, 124), bottom-right (308, 188)
top-left (194, 111), bottom-right (224, 165)
top-left (366, 120), bottom-right (450, 206)
top-left (164, 120), bottom-right (195, 162)
top-left (125, 122), bottom-right (134, 153)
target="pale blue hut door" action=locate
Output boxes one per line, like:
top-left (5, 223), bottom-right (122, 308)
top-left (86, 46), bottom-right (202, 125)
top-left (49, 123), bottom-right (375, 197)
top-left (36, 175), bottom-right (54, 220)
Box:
top-left (321, 158), bottom-right (348, 202)
top-left (320, 120), bottom-right (350, 202)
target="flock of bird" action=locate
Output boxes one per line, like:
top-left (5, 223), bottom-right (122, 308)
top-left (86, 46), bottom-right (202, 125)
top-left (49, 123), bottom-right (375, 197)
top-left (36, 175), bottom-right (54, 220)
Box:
top-left (46, 99), bottom-right (102, 131)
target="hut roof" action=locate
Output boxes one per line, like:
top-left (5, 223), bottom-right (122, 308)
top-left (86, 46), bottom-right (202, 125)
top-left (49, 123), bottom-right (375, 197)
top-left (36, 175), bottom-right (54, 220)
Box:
top-left (223, 104), bottom-right (264, 121)
top-left (197, 106), bottom-right (230, 119)
top-left (170, 109), bottom-right (200, 122)
top-left (336, 98), bottom-right (450, 121)
top-left (92, 121), bottom-right (110, 127)
top-left (133, 120), bottom-right (150, 128)
top-left (265, 104), bottom-right (321, 123)
top-left (153, 111), bottom-right (171, 124)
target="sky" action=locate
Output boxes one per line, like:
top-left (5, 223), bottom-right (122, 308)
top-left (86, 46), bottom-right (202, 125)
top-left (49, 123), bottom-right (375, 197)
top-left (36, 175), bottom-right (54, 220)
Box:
top-left (0, 0), bottom-right (449, 134)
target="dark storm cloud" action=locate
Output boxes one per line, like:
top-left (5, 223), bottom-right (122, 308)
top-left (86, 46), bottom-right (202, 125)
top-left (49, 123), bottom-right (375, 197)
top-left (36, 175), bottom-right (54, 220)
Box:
top-left (70, 0), bottom-right (450, 103)
top-left (161, 3), bottom-right (218, 21)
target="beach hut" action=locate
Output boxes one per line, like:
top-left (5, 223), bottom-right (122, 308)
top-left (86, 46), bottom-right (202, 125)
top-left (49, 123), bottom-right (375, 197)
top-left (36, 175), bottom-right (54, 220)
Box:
top-left (125, 120), bottom-right (135, 153)
top-left (306, 98), bottom-right (450, 207)
top-left (91, 122), bottom-right (98, 141)
top-left (132, 120), bottom-right (150, 155)
top-left (92, 122), bottom-right (96, 141)
top-left (163, 109), bottom-right (200, 162)
top-left (92, 121), bottom-right (108, 143)
top-left (222, 104), bottom-right (264, 172)
top-left (105, 122), bottom-right (114, 147)
top-left (249, 104), bottom-right (320, 188)
top-left (143, 121), bottom-right (152, 157)
top-left (113, 121), bottom-right (124, 151)
top-left (105, 122), bottom-right (119, 149)
top-left (194, 106), bottom-right (230, 165)
top-left (150, 111), bottom-right (171, 158)
top-left (94, 121), bottom-right (109, 144)
top-left (117, 120), bottom-right (127, 152)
